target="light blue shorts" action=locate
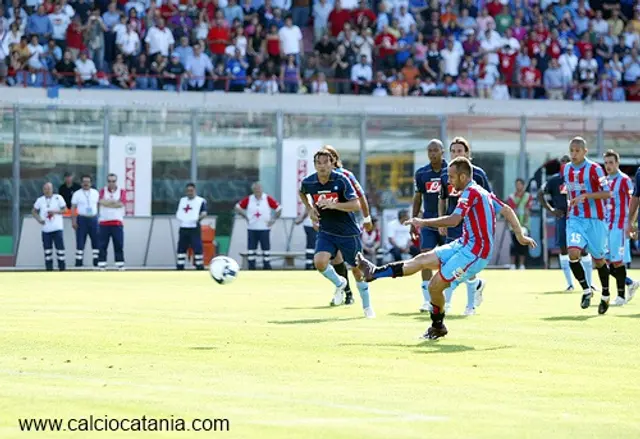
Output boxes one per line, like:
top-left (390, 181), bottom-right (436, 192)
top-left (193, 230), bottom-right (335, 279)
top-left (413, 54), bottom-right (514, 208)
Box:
top-left (435, 240), bottom-right (489, 289)
top-left (605, 228), bottom-right (631, 264)
top-left (566, 218), bottom-right (607, 260)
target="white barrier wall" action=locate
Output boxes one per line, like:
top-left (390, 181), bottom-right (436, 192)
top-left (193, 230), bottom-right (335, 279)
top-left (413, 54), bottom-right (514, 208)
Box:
top-left (16, 216), bottom-right (216, 269)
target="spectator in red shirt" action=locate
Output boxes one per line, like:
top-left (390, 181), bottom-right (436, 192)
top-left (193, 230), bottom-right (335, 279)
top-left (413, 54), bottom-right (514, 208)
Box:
top-left (197, 0), bottom-right (216, 22)
top-left (533, 17), bottom-right (549, 42)
top-left (627, 78), bottom-right (640, 102)
top-left (65, 16), bottom-right (86, 60)
top-left (207, 11), bottom-right (230, 65)
top-left (547, 30), bottom-right (562, 59)
top-left (264, 24), bottom-right (281, 63)
top-left (486, 0), bottom-right (502, 17)
top-left (498, 44), bottom-right (517, 85)
top-left (576, 33), bottom-right (593, 58)
top-left (525, 31), bottom-right (541, 58)
top-left (160, 1), bottom-right (178, 20)
top-left (519, 57), bottom-right (541, 99)
top-left (328, 0), bottom-right (351, 37)
top-left (462, 31), bottom-right (481, 58)
top-left (352, 0), bottom-right (375, 30)
top-left (375, 24), bottom-right (397, 70)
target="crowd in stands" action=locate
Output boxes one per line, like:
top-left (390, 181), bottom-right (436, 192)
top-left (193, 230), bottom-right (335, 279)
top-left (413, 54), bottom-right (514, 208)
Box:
top-left (1, 0), bottom-right (640, 101)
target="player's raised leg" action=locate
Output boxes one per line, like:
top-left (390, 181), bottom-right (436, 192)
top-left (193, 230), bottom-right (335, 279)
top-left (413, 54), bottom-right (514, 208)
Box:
top-left (42, 231), bottom-right (54, 271)
top-left (53, 230), bottom-right (66, 271)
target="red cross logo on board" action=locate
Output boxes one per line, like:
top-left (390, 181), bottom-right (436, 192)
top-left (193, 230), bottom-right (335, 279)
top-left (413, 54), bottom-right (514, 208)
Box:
top-left (254, 211), bottom-right (262, 218)
top-left (184, 205), bottom-right (192, 213)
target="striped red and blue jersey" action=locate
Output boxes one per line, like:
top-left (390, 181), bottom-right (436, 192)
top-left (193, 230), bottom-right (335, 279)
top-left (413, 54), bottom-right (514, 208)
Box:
top-left (562, 159), bottom-right (609, 220)
top-left (452, 182), bottom-right (506, 259)
top-left (335, 167), bottom-right (364, 199)
top-left (606, 171), bottom-right (632, 230)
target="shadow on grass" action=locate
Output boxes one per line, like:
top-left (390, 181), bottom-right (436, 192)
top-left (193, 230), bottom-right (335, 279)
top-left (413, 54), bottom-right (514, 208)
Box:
top-left (387, 312), bottom-right (468, 321)
top-left (617, 314), bottom-right (640, 319)
top-left (189, 346), bottom-right (216, 350)
top-left (268, 317), bottom-right (363, 325)
top-left (339, 342), bottom-right (514, 355)
top-left (282, 306), bottom-right (336, 310)
top-left (541, 315), bottom-right (598, 322)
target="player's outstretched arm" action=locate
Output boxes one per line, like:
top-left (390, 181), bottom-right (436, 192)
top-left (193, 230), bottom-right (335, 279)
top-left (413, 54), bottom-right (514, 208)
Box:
top-left (499, 204), bottom-right (537, 248)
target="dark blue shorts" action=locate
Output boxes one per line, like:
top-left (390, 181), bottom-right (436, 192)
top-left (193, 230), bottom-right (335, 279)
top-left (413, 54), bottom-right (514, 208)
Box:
top-left (316, 231), bottom-right (362, 266)
top-left (555, 216), bottom-right (567, 249)
top-left (420, 227), bottom-right (444, 250)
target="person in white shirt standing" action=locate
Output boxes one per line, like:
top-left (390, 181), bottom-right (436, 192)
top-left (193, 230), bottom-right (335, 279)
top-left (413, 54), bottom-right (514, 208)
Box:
top-left (278, 15), bottom-right (303, 66)
top-left (235, 182), bottom-right (282, 270)
top-left (387, 209), bottom-right (418, 261)
top-left (32, 182), bottom-right (67, 271)
top-left (71, 175), bottom-right (100, 267)
top-left (98, 173), bottom-right (126, 271)
top-left (145, 18), bottom-right (174, 58)
top-left (176, 182), bottom-right (208, 271)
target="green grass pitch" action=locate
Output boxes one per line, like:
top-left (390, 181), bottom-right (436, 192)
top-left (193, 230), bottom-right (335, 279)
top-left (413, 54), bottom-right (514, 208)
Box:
top-left (2, 270), bottom-right (640, 439)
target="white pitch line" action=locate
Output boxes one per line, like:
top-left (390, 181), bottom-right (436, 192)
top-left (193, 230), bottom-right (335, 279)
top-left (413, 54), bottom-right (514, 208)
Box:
top-left (0, 369), bottom-right (448, 422)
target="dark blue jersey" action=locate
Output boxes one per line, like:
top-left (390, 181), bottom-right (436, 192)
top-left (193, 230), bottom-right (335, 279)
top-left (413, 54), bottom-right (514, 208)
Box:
top-left (542, 172), bottom-right (568, 213)
top-left (634, 168), bottom-right (640, 197)
top-left (300, 170), bottom-right (360, 237)
top-left (415, 160), bottom-right (447, 218)
top-left (441, 164), bottom-right (492, 215)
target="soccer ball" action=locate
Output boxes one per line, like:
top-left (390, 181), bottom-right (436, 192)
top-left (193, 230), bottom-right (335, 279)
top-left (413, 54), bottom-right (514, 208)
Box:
top-left (209, 256), bottom-right (240, 285)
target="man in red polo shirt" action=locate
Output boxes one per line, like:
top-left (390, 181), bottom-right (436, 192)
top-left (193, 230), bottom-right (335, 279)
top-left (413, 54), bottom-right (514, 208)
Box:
top-left (328, 0), bottom-right (351, 37)
top-left (375, 24), bottom-right (397, 70)
top-left (207, 11), bottom-right (229, 65)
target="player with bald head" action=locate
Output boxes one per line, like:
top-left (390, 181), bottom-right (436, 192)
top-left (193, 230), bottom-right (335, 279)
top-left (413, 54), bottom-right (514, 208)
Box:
top-left (32, 182), bottom-right (68, 271)
top-left (412, 139), bottom-right (447, 312)
top-left (356, 157), bottom-right (535, 338)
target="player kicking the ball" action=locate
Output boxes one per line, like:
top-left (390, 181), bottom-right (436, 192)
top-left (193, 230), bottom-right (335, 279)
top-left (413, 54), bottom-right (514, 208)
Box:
top-left (356, 157), bottom-right (536, 338)
top-left (300, 150), bottom-right (375, 318)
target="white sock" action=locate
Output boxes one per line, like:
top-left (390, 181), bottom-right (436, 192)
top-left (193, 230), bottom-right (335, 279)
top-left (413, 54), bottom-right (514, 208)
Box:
top-left (421, 280), bottom-right (430, 303)
top-left (559, 254), bottom-right (573, 288)
top-left (581, 255), bottom-right (593, 287)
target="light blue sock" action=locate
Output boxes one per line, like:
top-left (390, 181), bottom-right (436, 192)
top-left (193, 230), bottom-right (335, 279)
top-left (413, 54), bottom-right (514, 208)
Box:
top-left (559, 254), bottom-right (574, 288)
top-left (444, 286), bottom-right (454, 304)
top-left (321, 265), bottom-right (342, 287)
top-left (465, 279), bottom-right (478, 309)
top-left (581, 255), bottom-right (593, 287)
top-left (356, 281), bottom-right (371, 309)
top-left (421, 280), bottom-right (430, 303)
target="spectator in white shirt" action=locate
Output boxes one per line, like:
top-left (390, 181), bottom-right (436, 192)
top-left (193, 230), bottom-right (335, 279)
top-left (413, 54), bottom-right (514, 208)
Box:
top-left (354, 27), bottom-right (374, 64)
top-left (394, 6), bottom-right (415, 33)
top-left (592, 10), bottom-right (608, 36)
top-left (387, 210), bottom-right (418, 261)
top-left (75, 50), bottom-right (98, 86)
top-left (480, 27), bottom-right (502, 65)
top-left (278, 16), bottom-right (302, 64)
top-left (272, 0), bottom-right (292, 10)
top-left (27, 34), bottom-right (45, 69)
top-left (48, 4), bottom-right (70, 47)
top-left (351, 53), bottom-right (372, 93)
top-left (117, 22), bottom-right (140, 59)
top-left (313, 0), bottom-right (332, 42)
top-left (312, 71), bottom-right (329, 94)
top-left (3, 23), bottom-right (21, 57)
top-left (492, 75), bottom-right (510, 100)
top-left (440, 39), bottom-right (462, 78)
top-left (145, 18), bottom-right (174, 57)
top-left (113, 14), bottom-right (128, 45)
top-left (559, 44), bottom-right (578, 83)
